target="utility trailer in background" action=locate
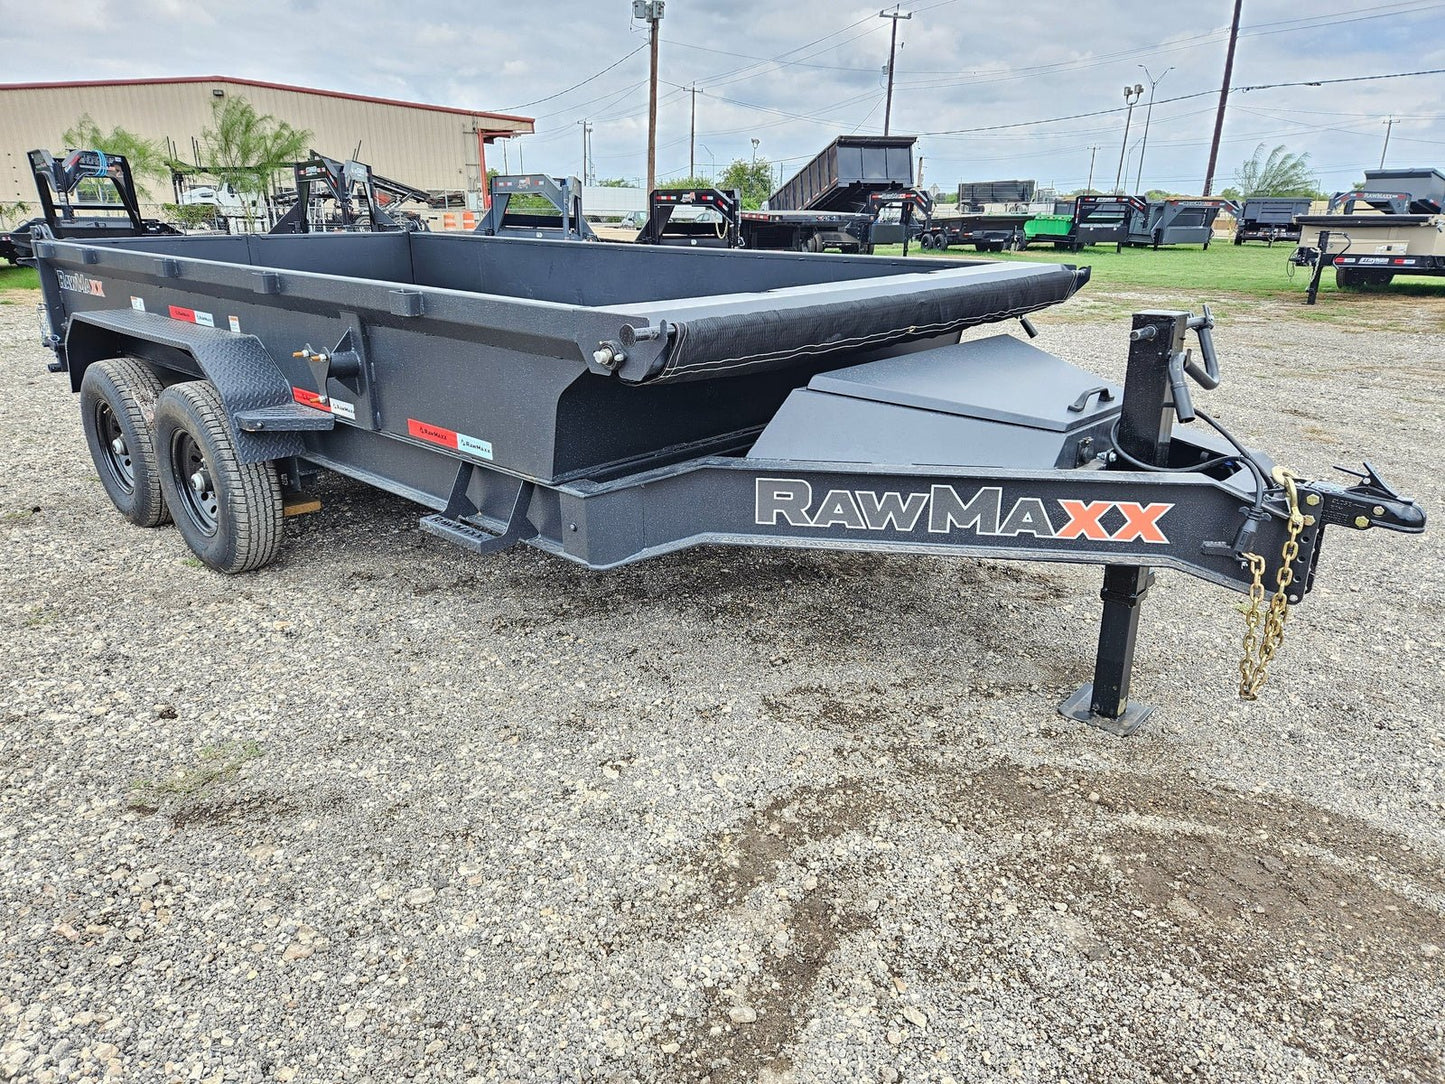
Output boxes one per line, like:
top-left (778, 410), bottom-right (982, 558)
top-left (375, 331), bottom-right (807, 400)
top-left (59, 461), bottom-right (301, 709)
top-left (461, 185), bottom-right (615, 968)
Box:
top-left (957, 180), bottom-right (1036, 211)
top-left (475, 174), bottom-right (596, 241)
top-left (634, 189), bottom-right (741, 248)
top-left (270, 151), bottom-right (433, 235)
top-left (1291, 168), bottom-right (1445, 297)
top-left (20, 150), bottom-right (180, 263)
top-left (920, 212), bottom-right (1032, 252)
top-left (26, 149), bottom-right (1426, 736)
top-left (1124, 198), bottom-right (1230, 249)
top-left (768, 135), bottom-right (916, 214)
top-left (1233, 197), bottom-right (1312, 245)
top-left (1024, 195), bottom-right (1146, 251)
top-left (631, 188), bottom-right (872, 253)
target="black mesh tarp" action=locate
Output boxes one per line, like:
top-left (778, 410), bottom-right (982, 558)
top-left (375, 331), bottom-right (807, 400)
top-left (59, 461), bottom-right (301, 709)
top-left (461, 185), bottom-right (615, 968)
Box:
top-left (631, 263), bottom-right (1088, 384)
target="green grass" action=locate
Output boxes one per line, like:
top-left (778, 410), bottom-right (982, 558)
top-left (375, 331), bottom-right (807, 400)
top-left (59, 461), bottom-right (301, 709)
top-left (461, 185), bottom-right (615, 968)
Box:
top-left (872, 237), bottom-right (1445, 302)
top-left (0, 265), bottom-right (39, 290)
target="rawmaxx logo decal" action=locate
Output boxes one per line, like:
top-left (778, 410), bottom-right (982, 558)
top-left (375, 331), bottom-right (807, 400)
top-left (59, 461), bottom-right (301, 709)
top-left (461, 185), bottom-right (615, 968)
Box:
top-left (56, 270), bottom-right (105, 297)
top-left (754, 479), bottom-right (1172, 544)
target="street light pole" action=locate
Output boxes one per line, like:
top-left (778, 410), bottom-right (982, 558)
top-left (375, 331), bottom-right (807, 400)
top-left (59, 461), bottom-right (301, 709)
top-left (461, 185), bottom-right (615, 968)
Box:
top-left (1134, 64), bottom-right (1172, 195)
top-left (1114, 83), bottom-right (1144, 194)
top-left (880, 7), bottom-right (912, 137)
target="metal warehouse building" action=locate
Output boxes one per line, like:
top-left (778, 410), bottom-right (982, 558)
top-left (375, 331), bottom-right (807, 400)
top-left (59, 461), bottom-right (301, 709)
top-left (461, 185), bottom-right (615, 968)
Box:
top-left (0, 76), bottom-right (533, 208)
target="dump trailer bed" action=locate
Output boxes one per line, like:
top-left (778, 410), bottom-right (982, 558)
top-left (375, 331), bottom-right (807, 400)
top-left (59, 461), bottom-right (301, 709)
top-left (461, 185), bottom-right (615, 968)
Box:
top-left (769, 136), bottom-right (916, 213)
top-left (30, 202), bottom-right (1425, 735)
top-left (1125, 199), bottom-right (1228, 249)
top-left (1233, 198), bottom-right (1311, 244)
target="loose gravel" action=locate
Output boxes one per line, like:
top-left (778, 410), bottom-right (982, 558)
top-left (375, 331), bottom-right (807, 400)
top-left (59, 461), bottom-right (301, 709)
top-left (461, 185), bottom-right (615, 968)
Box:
top-left (1, 282), bottom-right (1442, 1084)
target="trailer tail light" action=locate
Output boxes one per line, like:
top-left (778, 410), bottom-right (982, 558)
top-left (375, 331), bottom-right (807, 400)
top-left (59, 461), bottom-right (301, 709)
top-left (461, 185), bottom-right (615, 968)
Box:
top-left (1333, 257), bottom-right (1345, 265)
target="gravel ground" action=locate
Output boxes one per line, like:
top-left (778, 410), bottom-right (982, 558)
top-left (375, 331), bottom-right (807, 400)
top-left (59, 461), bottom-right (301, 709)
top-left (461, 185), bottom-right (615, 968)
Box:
top-left (0, 282), bottom-right (1442, 1084)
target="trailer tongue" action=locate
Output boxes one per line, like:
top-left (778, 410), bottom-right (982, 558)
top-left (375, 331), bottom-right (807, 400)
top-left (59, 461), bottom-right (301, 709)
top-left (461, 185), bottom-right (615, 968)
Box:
top-left (28, 149), bottom-right (1426, 735)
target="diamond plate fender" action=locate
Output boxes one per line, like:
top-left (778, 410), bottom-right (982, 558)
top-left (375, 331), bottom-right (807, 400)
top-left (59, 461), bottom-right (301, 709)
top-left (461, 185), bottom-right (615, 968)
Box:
top-left (63, 308), bottom-right (332, 463)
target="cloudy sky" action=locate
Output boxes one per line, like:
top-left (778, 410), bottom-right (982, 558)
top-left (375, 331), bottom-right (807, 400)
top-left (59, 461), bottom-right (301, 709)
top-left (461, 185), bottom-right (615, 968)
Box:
top-left (4, 0), bottom-right (1443, 195)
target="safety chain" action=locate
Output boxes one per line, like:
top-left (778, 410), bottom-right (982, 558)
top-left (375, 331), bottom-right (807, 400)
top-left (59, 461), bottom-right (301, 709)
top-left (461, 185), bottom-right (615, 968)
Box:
top-left (1238, 467), bottom-right (1306, 700)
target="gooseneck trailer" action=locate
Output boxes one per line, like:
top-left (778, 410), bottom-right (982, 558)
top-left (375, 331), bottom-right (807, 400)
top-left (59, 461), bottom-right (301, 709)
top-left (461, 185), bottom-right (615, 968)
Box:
top-left (26, 150), bottom-right (1426, 734)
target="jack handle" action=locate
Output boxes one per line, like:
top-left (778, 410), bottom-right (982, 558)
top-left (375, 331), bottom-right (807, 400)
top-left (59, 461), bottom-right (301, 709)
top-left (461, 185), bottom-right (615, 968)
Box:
top-left (1185, 304), bottom-right (1220, 389)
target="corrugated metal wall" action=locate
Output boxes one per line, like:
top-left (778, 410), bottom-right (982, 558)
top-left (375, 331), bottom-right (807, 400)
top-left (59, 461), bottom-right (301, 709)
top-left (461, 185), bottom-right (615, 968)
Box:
top-left (0, 79), bottom-right (531, 208)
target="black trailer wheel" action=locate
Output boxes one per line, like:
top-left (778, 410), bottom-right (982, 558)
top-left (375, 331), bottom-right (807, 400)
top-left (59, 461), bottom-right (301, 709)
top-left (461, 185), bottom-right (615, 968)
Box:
top-left (1233, 233), bottom-right (1243, 245)
top-left (920, 233), bottom-right (934, 249)
top-left (79, 358), bottom-right (171, 528)
top-left (936, 235), bottom-right (950, 251)
top-left (154, 381), bottom-right (284, 574)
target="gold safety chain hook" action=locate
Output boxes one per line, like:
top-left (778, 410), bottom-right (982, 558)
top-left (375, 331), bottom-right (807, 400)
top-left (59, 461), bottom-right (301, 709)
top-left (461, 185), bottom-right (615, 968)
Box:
top-left (1238, 466), bottom-right (1306, 700)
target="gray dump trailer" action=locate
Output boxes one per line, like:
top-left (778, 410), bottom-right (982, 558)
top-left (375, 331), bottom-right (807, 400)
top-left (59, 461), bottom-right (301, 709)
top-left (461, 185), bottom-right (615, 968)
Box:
top-left (1233, 198), bottom-right (1312, 244)
top-left (1125, 199), bottom-right (1230, 249)
top-left (26, 149), bottom-right (1426, 735)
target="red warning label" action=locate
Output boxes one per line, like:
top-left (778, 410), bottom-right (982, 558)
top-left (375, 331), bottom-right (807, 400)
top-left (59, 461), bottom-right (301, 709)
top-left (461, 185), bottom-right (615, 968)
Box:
top-left (407, 418), bottom-right (493, 460)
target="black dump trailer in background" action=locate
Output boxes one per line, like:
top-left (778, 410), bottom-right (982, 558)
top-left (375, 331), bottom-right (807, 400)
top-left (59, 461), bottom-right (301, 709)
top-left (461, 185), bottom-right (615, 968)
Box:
top-left (957, 179), bottom-right (1036, 210)
top-left (769, 136), bottom-right (916, 213)
top-left (632, 188), bottom-right (872, 253)
top-left (1233, 197), bottom-right (1312, 244)
top-left (24, 148), bottom-right (1429, 737)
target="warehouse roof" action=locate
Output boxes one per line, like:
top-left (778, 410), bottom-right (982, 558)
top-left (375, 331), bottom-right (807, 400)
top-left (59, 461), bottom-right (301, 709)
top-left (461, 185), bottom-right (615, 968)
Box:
top-left (0, 75), bottom-right (533, 127)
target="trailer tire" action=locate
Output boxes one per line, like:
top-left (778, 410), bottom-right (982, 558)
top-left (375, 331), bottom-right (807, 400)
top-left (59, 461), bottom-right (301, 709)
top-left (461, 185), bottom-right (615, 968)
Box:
top-left (920, 233), bottom-right (934, 249)
top-left (154, 381), bottom-right (284, 574)
top-left (79, 358), bottom-right (171, 528)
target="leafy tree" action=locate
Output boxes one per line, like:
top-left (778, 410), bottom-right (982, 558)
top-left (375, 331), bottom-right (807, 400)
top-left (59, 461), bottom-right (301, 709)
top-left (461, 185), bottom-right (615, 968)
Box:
top-left (61, 115), bottom-right (168, 199)
top-left (659, 176), bottom-right (717, 191)
top-left (1233, 143), bottom-right (1318, 198)
top-left (200, 97), bottom-right (311, 227)
top-left (598, 177), bottom-right (636, 188)
top-left (0, 200), bottom-right (30, 229)
top-left (719, 158), bottom-right (774, 210)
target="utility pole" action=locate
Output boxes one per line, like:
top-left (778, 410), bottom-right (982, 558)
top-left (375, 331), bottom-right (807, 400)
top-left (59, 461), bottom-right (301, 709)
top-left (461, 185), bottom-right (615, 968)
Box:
top-left (689, 84), bottom-right (699, 178)
top-left (1114, 84), bottom-right (1144, 194)
top-left (579, 120), bottom-right (592, 186)
top-left (636, 1), bottom-right (666, 195)
top-left (1134, 64), bottom-right (1173, 195)
top-left (1086, 145), bottom-right (1098, 192)
top-left (1380, 116), bottom-right (1394, 168)
top-left (1203, 0), bottom-right (1243, 196)
top-left (880, 7), bottom-right (912, 137)
top-left (916, 155), bottom-right (924, 187)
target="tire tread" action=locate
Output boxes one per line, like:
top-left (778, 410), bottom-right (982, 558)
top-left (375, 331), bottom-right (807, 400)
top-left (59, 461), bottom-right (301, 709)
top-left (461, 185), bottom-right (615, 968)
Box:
top-left (156, 381), bottom-right (283, 573)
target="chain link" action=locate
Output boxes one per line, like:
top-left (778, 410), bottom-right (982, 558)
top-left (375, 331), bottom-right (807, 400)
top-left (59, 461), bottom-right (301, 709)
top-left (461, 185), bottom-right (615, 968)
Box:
top-left (1238, 467), bottom-right (1306, 700)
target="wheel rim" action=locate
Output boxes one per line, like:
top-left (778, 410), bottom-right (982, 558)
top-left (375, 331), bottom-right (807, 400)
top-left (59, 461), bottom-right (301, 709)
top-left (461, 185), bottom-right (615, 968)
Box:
top-left (93, 400), bottom-right (135, 494)
top-left (170, 430), bottom-right (218, 536)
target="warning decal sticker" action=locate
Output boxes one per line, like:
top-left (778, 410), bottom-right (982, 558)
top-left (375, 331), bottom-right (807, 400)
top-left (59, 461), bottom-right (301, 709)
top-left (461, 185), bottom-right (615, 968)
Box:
top-left (406, 418), bottom-right (494, 461)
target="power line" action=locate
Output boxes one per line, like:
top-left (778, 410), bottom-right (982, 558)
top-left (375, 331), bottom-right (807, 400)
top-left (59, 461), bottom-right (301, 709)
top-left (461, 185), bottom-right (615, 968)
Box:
top-left (499, 43), bottom-right (649, 111)
top-left (917, 68), bottom-right (1445, 137)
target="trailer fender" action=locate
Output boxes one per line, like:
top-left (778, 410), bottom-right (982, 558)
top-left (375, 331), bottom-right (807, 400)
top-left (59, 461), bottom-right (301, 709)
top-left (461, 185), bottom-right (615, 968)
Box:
top-left (63, 309), bottom-right (331, 464)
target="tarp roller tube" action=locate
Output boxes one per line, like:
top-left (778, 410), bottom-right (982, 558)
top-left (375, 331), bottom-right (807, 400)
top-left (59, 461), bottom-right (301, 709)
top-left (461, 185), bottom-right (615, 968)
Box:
top-left (619, 263), bottom-right (1089, 384)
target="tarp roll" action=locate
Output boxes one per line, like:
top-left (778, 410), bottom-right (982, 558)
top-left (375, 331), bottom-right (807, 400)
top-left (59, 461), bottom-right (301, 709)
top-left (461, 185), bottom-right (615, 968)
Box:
top-left (634, 263), bottom-right (1089, 384)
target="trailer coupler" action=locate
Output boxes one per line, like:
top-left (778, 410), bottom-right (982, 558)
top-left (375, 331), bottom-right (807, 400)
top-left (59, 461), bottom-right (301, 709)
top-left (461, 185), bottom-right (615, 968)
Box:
top-left (1304, 462), bottom-right (1425, 534)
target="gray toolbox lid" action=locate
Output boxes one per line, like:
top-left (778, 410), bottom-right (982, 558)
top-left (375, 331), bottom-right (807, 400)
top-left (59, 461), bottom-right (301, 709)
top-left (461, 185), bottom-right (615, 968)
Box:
top-left (805, 333), bottom-right (1120, 432)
